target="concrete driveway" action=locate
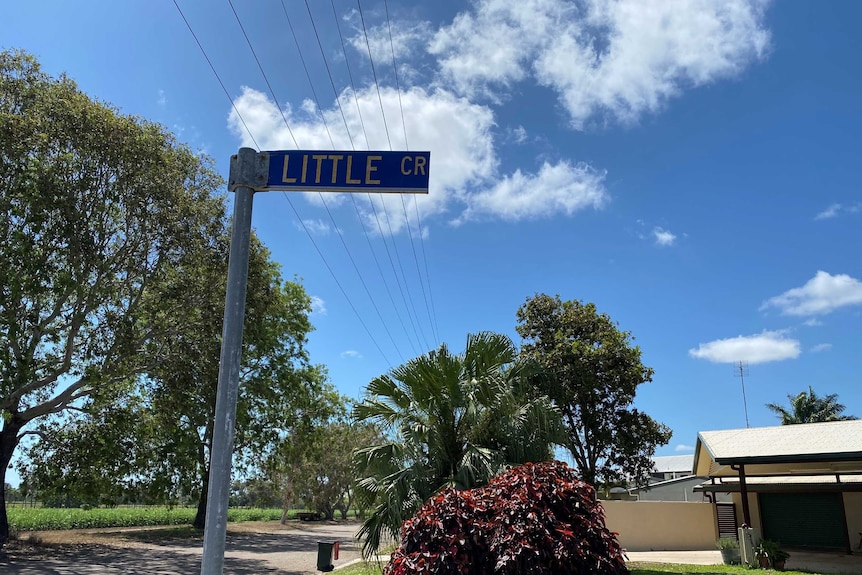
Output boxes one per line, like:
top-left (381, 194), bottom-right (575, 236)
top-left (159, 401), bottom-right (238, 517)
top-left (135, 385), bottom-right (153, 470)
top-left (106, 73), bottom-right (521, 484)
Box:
top-left (0, 521), bottom-right (363, 575)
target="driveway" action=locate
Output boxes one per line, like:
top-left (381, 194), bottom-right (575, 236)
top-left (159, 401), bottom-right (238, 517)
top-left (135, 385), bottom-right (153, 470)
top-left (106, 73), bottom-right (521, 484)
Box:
top-left (0, 521), bottom-right (365, 575)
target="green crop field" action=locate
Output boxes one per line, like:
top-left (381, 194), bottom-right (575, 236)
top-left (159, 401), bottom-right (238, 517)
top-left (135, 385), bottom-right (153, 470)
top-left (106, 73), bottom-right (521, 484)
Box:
top-left (7, 506), bottom-right (286, 532)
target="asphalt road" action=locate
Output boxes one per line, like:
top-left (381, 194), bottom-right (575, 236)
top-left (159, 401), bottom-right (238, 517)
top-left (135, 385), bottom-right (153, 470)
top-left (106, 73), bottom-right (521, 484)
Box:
top-left (0, 521), bottom-right (368, 575)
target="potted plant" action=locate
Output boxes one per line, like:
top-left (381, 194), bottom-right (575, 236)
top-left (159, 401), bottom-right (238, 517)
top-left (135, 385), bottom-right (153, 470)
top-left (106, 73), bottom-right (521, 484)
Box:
top-left (772, 546), bottom-right (791, 570)
top-left (755, 539), bottom-right (789, 569)
top-left (754, 540), bottom-right (774, 568)
top-left (716, 537), bottom-right (740, 565)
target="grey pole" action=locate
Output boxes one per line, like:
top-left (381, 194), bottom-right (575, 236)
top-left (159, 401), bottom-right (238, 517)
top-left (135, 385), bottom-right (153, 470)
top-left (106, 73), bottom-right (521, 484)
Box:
top-left (200, 148), bottom-right (267, 575)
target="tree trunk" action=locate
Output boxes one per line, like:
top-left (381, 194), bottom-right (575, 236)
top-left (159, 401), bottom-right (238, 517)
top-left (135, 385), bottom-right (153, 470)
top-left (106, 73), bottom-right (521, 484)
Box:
top-left (193, 469), bottom-right (209, 530)
top-left (0, 417), bottom-right (24, 547)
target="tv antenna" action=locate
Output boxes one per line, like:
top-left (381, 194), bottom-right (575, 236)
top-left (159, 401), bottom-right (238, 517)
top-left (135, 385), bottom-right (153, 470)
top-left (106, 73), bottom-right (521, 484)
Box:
top-left (734, 361), bottom-right (750, 428)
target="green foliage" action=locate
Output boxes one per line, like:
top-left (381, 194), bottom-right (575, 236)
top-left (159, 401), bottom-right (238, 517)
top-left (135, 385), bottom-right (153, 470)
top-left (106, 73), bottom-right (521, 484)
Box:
top-left (715, 537), bottom-right (738, 550)
top-left (766, 386), bottom-right (857, 424)
top-left (6, 506), bottom-right (283, 531)
top-left (353, 332), bottom-right (563, 558)
top-left (272, 417), bottom-right (382, 521)
top-left (0, 48), bottom-right (225, 543)
top-left (516, 294), bottom-right (672, 487)
top-left (384, 461), bottom-right (628, 575)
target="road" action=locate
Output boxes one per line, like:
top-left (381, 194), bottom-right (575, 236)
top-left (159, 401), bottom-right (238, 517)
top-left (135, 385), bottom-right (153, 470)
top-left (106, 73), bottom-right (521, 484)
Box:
top-left (0, 521), bottom-right (371, 575)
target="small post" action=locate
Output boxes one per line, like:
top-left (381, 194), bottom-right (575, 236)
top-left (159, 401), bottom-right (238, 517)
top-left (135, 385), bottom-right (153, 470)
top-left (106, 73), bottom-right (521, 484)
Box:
top-left (200, 147), bottom-right (267, 575)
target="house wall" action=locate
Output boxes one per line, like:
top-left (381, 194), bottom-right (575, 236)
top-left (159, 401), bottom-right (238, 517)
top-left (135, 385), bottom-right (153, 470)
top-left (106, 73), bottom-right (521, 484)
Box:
top-left (602, 501), bottom-right (717, 551)
top-left (731, 492), bottom-right (762, 529)
top-left (843, 492), bottom-right (862, 551)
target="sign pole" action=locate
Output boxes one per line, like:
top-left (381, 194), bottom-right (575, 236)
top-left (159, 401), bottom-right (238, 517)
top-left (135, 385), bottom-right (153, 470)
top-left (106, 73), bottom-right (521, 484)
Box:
top-left (200, 148), bottom-right (267, 575)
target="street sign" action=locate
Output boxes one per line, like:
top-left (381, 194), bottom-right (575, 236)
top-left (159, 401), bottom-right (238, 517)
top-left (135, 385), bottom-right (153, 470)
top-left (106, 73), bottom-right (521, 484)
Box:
top-left (265, 150), bottom-right (429, 193)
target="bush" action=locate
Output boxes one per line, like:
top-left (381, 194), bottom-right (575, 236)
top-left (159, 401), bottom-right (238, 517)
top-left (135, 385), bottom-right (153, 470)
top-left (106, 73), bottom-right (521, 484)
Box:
top-left (716, 537), bottom-right (739, 550)
top-left (383, 461), bottom-right (629, 575)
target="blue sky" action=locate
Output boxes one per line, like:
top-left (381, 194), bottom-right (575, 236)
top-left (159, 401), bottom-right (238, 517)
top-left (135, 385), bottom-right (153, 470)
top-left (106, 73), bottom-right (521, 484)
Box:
top-left (5, 0), bottom-right (862, 482)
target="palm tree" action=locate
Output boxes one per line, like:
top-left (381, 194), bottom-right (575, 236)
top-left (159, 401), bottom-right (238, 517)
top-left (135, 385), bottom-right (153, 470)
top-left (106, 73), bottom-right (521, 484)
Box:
top-left (352, 332), bottom-right (563, 557)
top-left (766, 386), bottom-right (857, 424)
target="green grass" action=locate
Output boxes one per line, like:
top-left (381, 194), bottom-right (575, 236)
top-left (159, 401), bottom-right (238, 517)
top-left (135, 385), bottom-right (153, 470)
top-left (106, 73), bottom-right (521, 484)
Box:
top-left (7, 506), bottom-right (286, 532)
top-left (628, 563), bottom-right (822, 575)
top-left (336, 561), bottom-right (832, 575)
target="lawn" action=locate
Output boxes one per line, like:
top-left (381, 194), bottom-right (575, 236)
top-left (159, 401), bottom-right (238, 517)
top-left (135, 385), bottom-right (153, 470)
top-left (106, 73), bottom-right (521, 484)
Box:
top-left (7, 506), bottom-right (287, 531)
top-left (335, 560), bottom-right (832, 575)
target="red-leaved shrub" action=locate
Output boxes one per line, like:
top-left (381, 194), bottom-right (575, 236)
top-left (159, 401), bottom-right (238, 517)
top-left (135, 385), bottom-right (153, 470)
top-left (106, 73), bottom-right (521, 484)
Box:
top-left (383, 461), bottom-right (628, 575)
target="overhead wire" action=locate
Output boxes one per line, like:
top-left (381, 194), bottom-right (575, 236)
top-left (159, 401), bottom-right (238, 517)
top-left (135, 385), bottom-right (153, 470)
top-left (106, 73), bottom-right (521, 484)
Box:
top-left (356, 0), bottom-right (433, 351)
top-left (330, 0), bottom-right (427, 358)
top-left (172, 0), bottom-right (259, 150)
top-left (174, 0), bottom-right (393, 367)
top-left (258, 0), bottom-right (406, 362)
top-left (302, 0), bottom-right (421, 357)
top-left (383, 0), bottom-right (441, 345)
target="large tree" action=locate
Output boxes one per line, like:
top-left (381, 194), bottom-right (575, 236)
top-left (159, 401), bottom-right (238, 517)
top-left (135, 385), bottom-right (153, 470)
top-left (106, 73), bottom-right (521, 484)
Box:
top-left (516, 294), bottom-right (672, 487)
top-left (353, 332), bottom-right (563, 557)
top-left (766, 387), bottom-right (857, 425)
top-left (0, 50), bottom-right (224, 544)
top-left (22, 229), bottom-right (333, 528)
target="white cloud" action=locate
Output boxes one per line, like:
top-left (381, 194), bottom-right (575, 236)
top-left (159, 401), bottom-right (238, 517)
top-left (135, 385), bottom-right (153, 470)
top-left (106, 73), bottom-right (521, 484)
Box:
top-left (348, 20), bottom-right (432, 85)
top-left (157, 89), bottom-right (166, 107)
top-left (295, 218), bottom-right (332, 236)
top-left (228, 86), bottom-right (606, 232)
top-left (815, 202), bottom-right (861, 220)
top-left (653, 227), bottom-right (676, 246)
top-left (803, 318), bottom-right (822, 327)
top-left (455, 160), bottom-right (607, 224)
top-left (760, 271), bottom-right (862, 316)
top-left (340, 349), bottom-right (363, 359)
top-left (674, 444), bottom-right (695, 453)
top-left (810, 343), bottom-right (832, 353)
top-left (431, 0), bottom-right (771, 128)
top-left (310, 296), bottom-right (327, 315)
top-left (689, 330), bottom-right (800, 364)
top-left (512, 125), bottom-right (527, 144)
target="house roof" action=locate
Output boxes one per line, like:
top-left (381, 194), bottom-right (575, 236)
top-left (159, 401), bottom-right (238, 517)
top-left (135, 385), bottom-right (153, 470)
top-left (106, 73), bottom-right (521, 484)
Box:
top-left (695, 474), bottom-right (862, 493)
top-left (652, 454), bottom-right (694, 474)
top-left (693, 419), bottom-right (862, 477)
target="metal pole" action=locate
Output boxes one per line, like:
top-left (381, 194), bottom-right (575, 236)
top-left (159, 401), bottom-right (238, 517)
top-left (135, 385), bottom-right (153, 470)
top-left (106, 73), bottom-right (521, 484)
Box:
top-left (200, 148), bottom-right (261, 575)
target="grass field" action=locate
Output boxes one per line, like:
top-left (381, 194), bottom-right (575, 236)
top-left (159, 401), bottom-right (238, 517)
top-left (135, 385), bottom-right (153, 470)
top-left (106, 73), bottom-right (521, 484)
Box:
top-left (7, 506), bottom-right (286, 531)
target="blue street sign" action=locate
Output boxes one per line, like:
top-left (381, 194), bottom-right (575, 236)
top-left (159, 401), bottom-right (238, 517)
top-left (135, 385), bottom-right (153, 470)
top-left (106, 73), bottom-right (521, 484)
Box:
top-left (264, 150), bottom-right (429, 193)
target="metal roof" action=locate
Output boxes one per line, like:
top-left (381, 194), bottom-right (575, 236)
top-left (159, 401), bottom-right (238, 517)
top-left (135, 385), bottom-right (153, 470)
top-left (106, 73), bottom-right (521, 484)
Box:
top-left (652, 454), bottom-right (695, 474)
top-left (695, 474), bottom-right (862, 493)
top-left (695, 419), bottom-right (862, 470)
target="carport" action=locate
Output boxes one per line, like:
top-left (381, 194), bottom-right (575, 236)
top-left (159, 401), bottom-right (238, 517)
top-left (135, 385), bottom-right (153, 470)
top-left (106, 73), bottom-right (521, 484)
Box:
top-left (692, 420), bottom-right (862, 552)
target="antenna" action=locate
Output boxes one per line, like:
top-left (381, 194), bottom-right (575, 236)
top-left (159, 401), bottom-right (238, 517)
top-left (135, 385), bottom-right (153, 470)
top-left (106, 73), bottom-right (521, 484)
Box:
top-left (733, 361), bottom-right (751, 428)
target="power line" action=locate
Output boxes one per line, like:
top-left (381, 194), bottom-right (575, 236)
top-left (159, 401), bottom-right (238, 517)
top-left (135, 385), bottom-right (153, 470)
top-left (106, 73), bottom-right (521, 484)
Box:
top-left (330, 0), bottom-right (426, 356)
top-left (383, 0), bottom-right (439, 344)
top-left (172, 0), bottom-right (259, 150)
top-left (356, 0), bottom-right (432, 351)
top-left (270, 0), bottom-right (407, 362)
top-left (177, 0), bottom-right (394, 368)
top-left (305, 0), bottom-right (421, 357)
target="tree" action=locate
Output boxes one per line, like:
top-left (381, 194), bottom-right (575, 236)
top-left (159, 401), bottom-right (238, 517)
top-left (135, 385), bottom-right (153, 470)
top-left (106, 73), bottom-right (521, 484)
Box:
top-left (353, 332), bottom-right (562, 557)
top-left (21, 229), bottom-right (333, 528)
top-left (515, 294), bottom-right (672, 488)
top-left (766, 387), bottom-right (857, 424)
top-left (273, 419), bottom-right (382, 521)
top-left (0, 50), bottom-right (225, 544)
top-left (141, 231), bottom-right (330, 529)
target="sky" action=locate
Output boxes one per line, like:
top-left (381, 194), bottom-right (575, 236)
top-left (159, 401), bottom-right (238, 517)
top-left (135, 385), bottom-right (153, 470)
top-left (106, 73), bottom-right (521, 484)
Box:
top-left (4, 0), bottom-right (862, 485)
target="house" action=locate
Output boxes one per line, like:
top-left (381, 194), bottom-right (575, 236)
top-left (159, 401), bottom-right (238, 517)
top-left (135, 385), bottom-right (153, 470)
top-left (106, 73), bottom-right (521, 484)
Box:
top-left (692, 419), bottom-right (862, 552)
top-left (651, 454), bottom-right (695, 481)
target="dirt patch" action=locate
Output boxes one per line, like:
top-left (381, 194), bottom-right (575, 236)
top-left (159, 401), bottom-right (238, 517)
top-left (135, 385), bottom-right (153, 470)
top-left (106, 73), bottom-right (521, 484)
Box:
top-left (0, 520), bottom-right (366, 574)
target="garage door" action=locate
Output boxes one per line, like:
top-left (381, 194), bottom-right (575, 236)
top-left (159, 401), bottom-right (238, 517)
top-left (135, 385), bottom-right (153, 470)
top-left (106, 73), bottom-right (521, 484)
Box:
top-left (759, 492), bottom-right (848, 550)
